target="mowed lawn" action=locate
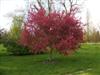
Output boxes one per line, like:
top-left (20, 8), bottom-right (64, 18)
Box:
top-left (0, 44), bottom-right (100, 75)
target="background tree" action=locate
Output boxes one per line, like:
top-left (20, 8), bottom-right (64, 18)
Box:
top-left (20, 0), bottom-right (84, 60)
top-left (0, 16), bottom-right (30, 55)
top-left (8, 16), bottom-right (23, 41)
top-left (0, 29), bottom-right (4, 39)
top-left (86, 10), bottom-right (90, 42)
top-left (0, 28), bottom-right (7, 44)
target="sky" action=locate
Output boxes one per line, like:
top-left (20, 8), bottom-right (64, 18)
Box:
top-left (0, 0), bottom-right (26, 30)
top-left (85, 0), bottom-right (100, 29)
top-left (0, 0), bottom-right (100, 31)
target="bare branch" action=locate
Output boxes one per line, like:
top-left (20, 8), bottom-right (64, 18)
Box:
top-left (37, 0), bottom-right (43, 9)
top-left (33, 5), bottom-right (39, 11)
top-left (68, 0), bottom-right (80, 16)
top-left (48, 0), bottom-right (51, 13)
top-left (69, 0), bottom-right (73, 13)
top-left (61, 1), bottom-right (67, 13)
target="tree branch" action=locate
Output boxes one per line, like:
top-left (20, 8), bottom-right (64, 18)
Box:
top-left (61, 1), bottom-right (67, 13)
top-left (37, 0), bottom-right (43, 9)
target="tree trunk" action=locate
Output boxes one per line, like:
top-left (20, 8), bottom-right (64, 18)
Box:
top-left (47, 46), bottom-right (53, 61)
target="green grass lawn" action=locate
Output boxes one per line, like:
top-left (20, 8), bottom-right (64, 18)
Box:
top-left (0, 44), bottom-right (100, 75)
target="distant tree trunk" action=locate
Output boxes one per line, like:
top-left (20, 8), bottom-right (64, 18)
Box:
top-left (86, 10), bottom-right (90, 42)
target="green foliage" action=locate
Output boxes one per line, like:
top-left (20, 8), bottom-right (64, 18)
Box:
top-left (8, 16), bottom-right (23, 41)
top-left (0, 44), bottom-right (7, 55)
top-left (3, 40), bottom-right (30, 55)
top-left (0, 16), bottom-right (30, 55)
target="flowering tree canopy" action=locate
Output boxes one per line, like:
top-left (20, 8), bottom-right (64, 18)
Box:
top-left (20, 0), bottom-right (83, 55)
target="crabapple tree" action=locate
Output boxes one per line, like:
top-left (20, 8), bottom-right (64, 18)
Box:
top-left (20, 0), bottom-right (83, 60)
